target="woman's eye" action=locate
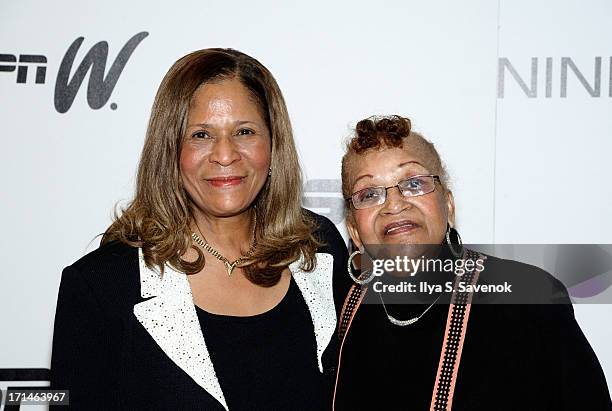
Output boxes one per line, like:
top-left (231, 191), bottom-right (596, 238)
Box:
top-left (407, 178), bottom-right (424, 189)
top-left (236, 128), bottom-right (255, 136)
top-left (192, 131), bottom-right (211, 139)
top-left (360, 189), bottom-right (378, 201)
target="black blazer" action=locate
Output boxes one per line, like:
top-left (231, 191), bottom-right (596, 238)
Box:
top-left (50, 211), bottom-right (351, 410)
top-left (334, 254), bottom-right (612, 410)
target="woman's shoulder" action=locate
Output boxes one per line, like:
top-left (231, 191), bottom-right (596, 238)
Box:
top-left (69, 240), bottom-right (139, 278)
top-left (302, 208), bottom-right (347, 257)
top-left (302, 209), bottom-right (352, 313)
top-left (479, 253), bottom-right (569, 294)
top-left (61, 240), bottom-right (142, 309)
top-left (474, 252), bottom-right (574, 320)
top-left (303, 207), bottom-right (335, 232)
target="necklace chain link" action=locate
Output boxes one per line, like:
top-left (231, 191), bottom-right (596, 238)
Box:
top-left (377, 258), bottom-right (469, 326)
top-left (191, 212), bottom-right (257, 276)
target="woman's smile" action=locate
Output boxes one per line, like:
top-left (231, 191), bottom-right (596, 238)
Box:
top-left (205, 175), bottom-right (246, 188)
top-left (383, 219), bottom-right (421, 237)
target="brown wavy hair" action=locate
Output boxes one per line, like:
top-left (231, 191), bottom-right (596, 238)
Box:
top-left (102, 48), bottom-right (320, 286)
top-left (341, 115), bottom-right (450, 223)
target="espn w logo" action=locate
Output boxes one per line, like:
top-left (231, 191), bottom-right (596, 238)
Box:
top-left (0, 32), bottom-right (148, 113)
top-left (0, 55), bottom-right (47, 84)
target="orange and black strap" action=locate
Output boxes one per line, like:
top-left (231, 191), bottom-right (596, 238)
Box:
top-left (430, 250), bottom-right (485, 411)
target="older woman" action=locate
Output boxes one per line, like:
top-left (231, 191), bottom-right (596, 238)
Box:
top-left (50, 48), bottom-right (350, 410)
top-left (333, 115), bottom-right (611, 410)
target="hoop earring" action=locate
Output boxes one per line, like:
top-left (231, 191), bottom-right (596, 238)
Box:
top-left (347, 249), bottom-right (375, 285)
top-left (446, 225), bottom-right (463, 259)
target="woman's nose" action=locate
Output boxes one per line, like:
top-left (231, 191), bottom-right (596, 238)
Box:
top-left (209, 136), bottom-right (241, 166)
top-left (382, 186), bottom-right (412, 214)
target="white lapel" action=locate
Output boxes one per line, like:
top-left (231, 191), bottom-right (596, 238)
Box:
top-left (133, 249), bottom-right (337, 410)
top-left (290, 252), bottom-right (337, 373)
top-left (133, 249), bottom-right (228, 411)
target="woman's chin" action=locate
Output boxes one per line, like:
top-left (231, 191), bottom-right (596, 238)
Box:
top-left (199, 202), bottom-right (253, 218)
top-left (381, 229), bottom-right (426, 245)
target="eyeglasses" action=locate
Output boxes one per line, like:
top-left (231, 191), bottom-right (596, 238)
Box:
top-left (347, 174), bottom-right (441, 210)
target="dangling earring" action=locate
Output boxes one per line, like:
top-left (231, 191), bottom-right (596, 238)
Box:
top-left (445, 223), bottom-right (463, 258)
top-left (268, 167), bottom-right (272, 176)
top-left (347, 247), bottom-right (375, 285)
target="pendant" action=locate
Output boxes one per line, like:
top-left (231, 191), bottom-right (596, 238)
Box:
top-left (224, 261), bottom-right (239, 276)
top-left (387, 314), bottom-right (418, 326)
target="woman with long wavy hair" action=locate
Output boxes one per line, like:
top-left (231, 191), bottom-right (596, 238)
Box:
top-left (50, 48), bottom-right (349, 410)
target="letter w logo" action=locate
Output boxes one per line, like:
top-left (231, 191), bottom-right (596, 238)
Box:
top-left (54, 32), bottom-right (148, 113)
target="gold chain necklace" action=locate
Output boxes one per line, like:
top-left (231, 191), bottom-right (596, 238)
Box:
top-left (191, 212), bottom-right (257, 276)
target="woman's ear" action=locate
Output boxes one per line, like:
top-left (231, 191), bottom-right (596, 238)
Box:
top-left (346, 218), bottom-right (363, 251)
top-left (446, 190), bottom-right (456, 227)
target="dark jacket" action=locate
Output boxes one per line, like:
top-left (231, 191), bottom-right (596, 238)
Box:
top-left (50, 211), bottom-right (350, 410)
top-left (333, 253), bottom-right (612, 411)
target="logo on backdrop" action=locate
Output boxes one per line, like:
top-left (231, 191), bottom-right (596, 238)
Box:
top-left (498, 57), bottom-right (612, 98)
top-left (0, 54), bottom-right (47, 84)
top-left (303, 179), bottom-right (346, 224)
top-left (0, 31), bottom-right (148, 113)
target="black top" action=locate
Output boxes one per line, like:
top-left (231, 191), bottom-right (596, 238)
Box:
top-left (334, 252), bottom-right (612, 411)
top-left (49, 210), bottom-right (351, 410)
top-left (195, 276), bottom-right (324, 410)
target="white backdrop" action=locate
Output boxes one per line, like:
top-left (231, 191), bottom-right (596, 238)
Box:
top-left (1, 0), bottom-right (611, 400)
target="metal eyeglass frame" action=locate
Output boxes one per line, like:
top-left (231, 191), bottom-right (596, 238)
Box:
top-left (346, 174), bottom-right (441, 210)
